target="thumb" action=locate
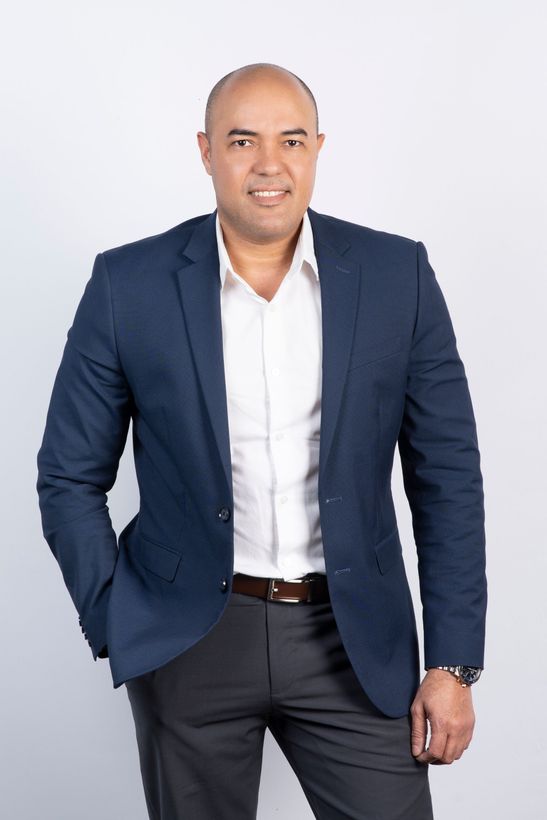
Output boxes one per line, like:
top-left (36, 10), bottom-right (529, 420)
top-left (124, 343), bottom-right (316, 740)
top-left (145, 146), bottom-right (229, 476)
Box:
top-left (411, 702), bottom-right (428, 756)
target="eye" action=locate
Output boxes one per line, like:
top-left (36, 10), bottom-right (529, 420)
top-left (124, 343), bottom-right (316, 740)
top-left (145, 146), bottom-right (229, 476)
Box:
top-left (230, 139), bottom-right (302, 148)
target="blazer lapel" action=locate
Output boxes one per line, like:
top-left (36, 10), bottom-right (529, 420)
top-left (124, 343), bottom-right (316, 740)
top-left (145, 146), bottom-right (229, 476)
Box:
top-left (307, 208), bottom-right (360, 479)
top-left (174, 207), bottom-right (361, 495)
top-left (174, 212), bottom-right (233, 495)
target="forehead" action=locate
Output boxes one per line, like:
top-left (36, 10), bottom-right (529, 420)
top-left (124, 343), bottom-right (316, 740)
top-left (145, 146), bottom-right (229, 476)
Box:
top-left (215, 73), bottom-right (314, 122)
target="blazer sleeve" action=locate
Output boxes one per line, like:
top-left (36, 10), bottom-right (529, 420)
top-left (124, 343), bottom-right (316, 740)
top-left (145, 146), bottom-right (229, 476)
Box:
top-left (397, 241), bottom-right (487, 670)
top-left (36, 252), bottom-right (132, 660)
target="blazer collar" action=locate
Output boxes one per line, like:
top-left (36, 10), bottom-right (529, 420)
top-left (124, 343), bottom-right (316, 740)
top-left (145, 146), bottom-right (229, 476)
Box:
top-left (179, 206), bottom-right (351, 265)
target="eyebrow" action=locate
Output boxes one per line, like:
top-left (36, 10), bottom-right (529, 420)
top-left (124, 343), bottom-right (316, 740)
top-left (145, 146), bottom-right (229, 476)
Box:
top-left (226, 128), bottom-right (309, 138)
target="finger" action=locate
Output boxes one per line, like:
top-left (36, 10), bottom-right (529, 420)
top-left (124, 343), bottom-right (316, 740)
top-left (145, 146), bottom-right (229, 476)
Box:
top-left (442, 731), bottom-right (471, 763)
top-left (428, 724), bottom-right (448, 759)
top-left (417, 729), bottom-right (448, 764)
top-left (439, 737), bottom-right (461, 764)
top-left (410, 704), bottom-right (428, 757)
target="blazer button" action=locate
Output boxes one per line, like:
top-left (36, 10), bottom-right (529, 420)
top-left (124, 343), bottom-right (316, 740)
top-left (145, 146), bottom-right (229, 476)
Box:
top-left (218, 506), bottom-right (231, 522)
top-left (220, 578), bottom-right (228, 591)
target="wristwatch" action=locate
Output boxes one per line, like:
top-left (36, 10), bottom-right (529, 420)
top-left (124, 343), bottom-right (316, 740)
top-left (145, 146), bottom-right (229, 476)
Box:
top-left (426, 665), bottom-right (482, 687)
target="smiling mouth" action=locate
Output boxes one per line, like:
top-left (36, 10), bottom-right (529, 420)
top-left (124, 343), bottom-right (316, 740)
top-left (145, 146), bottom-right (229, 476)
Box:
top-left (249, 190), bottom-right (289, 205)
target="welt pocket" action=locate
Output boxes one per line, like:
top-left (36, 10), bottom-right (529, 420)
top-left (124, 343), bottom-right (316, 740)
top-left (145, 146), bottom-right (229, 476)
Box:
top-left (134, 533), bottom-right (182, 582)
top-left (348, 334), bottom-right (403, 371)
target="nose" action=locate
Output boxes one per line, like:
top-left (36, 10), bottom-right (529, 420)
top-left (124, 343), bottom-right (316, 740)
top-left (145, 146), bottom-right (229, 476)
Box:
top-left (251, 143), bottom-right (284, 176)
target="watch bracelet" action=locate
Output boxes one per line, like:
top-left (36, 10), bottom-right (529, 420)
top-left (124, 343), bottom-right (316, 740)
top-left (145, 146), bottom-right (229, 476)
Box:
top-left (426, 665), bottom-right (482, 686)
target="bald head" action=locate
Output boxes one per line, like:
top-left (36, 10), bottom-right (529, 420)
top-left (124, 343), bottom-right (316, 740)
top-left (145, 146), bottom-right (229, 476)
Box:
top-left (204, 63), bottom-right (319, 139)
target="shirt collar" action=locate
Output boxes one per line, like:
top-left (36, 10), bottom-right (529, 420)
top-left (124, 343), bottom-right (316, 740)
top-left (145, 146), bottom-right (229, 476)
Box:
top-left (215, 209), bottom-right (319, 291)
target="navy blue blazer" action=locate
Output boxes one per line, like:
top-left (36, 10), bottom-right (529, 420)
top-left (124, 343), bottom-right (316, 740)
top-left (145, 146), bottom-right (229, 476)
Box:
top-left (36, 207), bottom-right (487, 718)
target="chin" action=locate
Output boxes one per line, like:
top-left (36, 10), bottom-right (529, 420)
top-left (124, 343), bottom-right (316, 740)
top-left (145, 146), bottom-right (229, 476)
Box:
top-left (250, 216), bottom-right (293, 238)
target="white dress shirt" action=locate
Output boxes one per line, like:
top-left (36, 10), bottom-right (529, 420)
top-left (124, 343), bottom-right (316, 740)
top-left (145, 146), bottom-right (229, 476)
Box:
top-left (215, 211), bottom-right (326, 581)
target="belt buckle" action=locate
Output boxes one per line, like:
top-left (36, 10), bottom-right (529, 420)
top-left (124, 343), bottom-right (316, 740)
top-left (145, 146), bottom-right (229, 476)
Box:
top-left (267, 577), bottom-right (306, 603)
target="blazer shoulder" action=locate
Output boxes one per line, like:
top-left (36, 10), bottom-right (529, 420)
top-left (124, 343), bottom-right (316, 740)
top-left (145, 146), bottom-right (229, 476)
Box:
top-left (317, 210), bottom-right (418, 251)
top-left (99, 212), bottom-right (211, 273)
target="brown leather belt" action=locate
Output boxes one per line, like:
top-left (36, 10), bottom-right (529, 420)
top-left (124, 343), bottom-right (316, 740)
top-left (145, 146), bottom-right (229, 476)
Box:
top-left (232, 572), bottom-right (330, 603)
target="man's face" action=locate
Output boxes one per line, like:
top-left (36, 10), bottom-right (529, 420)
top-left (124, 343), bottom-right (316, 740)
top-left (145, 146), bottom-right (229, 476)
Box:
top-left (197, 72), bottom-right (325, 243)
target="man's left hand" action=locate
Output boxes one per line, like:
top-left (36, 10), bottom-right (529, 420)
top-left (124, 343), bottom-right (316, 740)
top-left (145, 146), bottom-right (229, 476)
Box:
top-left (410, 669), bottom-right (476, 764)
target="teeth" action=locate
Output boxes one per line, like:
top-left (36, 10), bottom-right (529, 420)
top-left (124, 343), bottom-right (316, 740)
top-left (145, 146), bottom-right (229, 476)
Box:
top-left (251, 190), bottom-right (286, 197)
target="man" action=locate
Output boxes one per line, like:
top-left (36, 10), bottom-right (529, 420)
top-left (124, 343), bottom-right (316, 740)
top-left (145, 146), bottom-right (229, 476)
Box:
top-left (36, 62), bottom-right (487, 819)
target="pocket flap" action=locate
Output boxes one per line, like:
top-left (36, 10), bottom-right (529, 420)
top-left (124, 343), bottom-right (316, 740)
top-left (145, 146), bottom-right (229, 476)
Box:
top-left (135, 535), bottom-right (182, 582)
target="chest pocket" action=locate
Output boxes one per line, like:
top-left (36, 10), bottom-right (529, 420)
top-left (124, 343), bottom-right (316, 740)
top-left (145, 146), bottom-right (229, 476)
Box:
top-left (348, 334), bottom-right (403, 371)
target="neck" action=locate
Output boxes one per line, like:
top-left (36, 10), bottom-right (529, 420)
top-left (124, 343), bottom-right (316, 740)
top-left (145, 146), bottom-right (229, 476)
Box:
top-left (219, 217), bottom-right (302, 278)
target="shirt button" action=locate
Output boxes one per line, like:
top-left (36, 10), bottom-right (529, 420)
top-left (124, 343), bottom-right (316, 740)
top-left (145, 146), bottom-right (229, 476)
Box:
top-left (275, 432), bottom-right (284, 440)
top-left (220, 578), bottom-right (228, 592)
top-left (272, 367), bottom-right (280, 376)
top-left (218, 506), bottom-right (231, 522)
top-left (279, 495), bottom-right (288, 504)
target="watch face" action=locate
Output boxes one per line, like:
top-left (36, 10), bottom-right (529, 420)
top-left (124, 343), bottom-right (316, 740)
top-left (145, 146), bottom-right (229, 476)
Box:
top-left (460, 666), bottom-right (482, 685)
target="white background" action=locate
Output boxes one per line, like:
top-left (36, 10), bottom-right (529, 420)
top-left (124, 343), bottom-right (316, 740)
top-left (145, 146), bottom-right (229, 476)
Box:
top-left (2, 1), bottom-right (546, 817)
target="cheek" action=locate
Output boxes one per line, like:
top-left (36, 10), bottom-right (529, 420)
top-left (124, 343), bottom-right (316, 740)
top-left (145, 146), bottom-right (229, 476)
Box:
top-left (212, 157), bottom-right (247, 189)
top-left (292, 160), bottom-right (316, 189)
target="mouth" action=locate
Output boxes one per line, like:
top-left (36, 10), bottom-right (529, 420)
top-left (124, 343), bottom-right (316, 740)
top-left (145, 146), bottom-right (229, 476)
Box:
top-left (248, 189), bottom-right (290, 206)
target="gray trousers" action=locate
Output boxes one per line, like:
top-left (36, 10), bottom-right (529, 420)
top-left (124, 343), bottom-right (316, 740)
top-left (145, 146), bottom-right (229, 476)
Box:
top-left (125, 589), bottom-right (434, 819)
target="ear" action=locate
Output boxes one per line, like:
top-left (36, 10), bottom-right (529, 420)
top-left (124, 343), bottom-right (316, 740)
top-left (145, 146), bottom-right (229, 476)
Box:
top-left (196, 131), bottom-right (212, 176)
